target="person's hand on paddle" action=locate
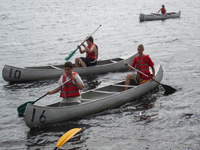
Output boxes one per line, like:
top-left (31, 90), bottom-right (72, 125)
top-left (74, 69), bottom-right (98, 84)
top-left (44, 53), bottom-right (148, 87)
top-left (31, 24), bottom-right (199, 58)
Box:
top-left (81, 42), bottom-right (86, 48)
top-left (124, 62), bottom-right (128, 66)
top-left (77, 45), bottom-right (81, 49)
top-left (71, 74), bottom-right (83, 89)
top-left (46, 88), bottom-right (60, 95)
top-left (46, 91), bottom-right (51, 95)
top-left (71, 74), bottom-right (76, 82)
top-left (151, 75), bottom-right (156, 81)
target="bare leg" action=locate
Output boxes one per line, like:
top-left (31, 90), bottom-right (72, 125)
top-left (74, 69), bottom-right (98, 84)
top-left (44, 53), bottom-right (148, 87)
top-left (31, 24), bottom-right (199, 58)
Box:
top-left (79, 59), bottom-right (86, 67)
top-left (125, 74), bottom-right (134, 90)
top-left (75, 57), bottom-right (87, 68)
top-left (75, 57), bottom-right (80, 68)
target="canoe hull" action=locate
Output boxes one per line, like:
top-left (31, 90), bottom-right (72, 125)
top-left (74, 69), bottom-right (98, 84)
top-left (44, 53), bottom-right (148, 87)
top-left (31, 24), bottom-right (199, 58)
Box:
top-left (24, 65), bottom-right (163, 128)
top-left (2, 54), bottom-right (137, 83)
top-left (139, 11), bottom-right (181, 21)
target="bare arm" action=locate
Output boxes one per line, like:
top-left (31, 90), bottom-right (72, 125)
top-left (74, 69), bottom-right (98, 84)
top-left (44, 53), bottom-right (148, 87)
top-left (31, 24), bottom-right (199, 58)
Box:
top-left (74, 80), bottom-right (84, 90)
top-left (151, 66), bottom-right (155, 81)
top-left (85, 45), bottom-right (96, 53)
top-left (71, 75), bottom-right (84, 90)
top-left (46, 88), bottom-right (60, 95)
top-left (77, 44), bottom-right (86, 54)
top-left (82, 43), bottom-right (96, 53)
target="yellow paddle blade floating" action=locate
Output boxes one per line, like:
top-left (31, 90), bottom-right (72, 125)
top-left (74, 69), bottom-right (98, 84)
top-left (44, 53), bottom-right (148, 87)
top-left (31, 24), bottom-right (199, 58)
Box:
top-left (56, 128), bottom-right (82, 148)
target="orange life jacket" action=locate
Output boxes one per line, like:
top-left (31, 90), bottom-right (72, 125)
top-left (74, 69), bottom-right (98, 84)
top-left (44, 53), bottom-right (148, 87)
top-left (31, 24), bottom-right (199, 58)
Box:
top-left (135, 55), bottom-right (151, 80)
top-left (60, 72), bottom-right (80, 98)
top-left (86, 44), bottom-right (98, 60)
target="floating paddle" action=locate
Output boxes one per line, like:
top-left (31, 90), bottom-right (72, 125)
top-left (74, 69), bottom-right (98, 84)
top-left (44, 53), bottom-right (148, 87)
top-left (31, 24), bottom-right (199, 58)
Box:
top-left (17, 79), bottom-right (70, 115)
top-left (65, 25), bottom-right (102, 61)
top-left (54, 128), bottom-right (82, 150)
top-left (127, 64), bottom-right (177, 94)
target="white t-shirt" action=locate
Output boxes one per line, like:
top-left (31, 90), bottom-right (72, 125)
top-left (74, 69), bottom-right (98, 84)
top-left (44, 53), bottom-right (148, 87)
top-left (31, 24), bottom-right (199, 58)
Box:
top-left (58, 73), bottom-right (84, 104)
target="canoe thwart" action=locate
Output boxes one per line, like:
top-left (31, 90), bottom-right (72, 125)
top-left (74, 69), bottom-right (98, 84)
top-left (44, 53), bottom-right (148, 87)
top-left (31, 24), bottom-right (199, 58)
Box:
top-left (93, 90), bottom-right (119, 94)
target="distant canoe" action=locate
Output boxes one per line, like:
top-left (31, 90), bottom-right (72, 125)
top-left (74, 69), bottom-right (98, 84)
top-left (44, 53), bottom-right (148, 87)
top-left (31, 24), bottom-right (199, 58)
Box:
top-left (24, 65), bottom-right (163, 128)
top-left (2, 54), bottom-right (137, 83)
top-left (139, 11), bottom-right (181, 21)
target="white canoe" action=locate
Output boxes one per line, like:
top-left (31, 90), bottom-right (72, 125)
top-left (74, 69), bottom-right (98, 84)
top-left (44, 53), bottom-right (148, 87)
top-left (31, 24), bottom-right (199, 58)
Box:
top-left (139, 11), bottom-right (181, 21)
top-left (2, 54), bottom-right (137, 83)
top-left (24, 65), bottom-right (163, 128)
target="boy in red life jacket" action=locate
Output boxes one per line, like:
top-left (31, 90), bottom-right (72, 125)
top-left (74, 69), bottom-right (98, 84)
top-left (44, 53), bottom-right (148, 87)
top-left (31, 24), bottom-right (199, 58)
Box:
top-left (158, 5), bottom-right (167, 15)
top-left (46, 61), bottom-right (84, 106)
top-left (124, 44), bottom-right (155, 90)
top-left (75, 36), bottom-right (98, 68)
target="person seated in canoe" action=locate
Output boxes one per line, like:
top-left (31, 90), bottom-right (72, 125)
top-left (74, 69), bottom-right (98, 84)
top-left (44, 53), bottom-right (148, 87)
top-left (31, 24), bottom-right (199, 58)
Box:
top-left (75, 36), bottom-right (98, 68)
top-left (158, 5), bottom-right (167, 15)
top-left (46, 61), bottom-right (84, 106)
top-left (124, 44), bottom-right (155, 90)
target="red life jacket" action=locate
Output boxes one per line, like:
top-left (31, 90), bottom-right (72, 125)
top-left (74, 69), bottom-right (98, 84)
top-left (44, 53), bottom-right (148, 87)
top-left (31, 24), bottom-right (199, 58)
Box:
top-left (135, 55), bottom-right (151, 80)
top-left (60, 72), bottom-right (80, 98)
top-left (161, 8), bottom-right (166, 14)
top-left (86, 44), bottom-right (98, 60)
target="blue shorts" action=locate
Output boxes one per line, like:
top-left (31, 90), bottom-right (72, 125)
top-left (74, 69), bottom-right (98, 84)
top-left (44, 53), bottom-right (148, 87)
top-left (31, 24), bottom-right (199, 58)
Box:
top-left (80, 57), bottom-right (97, 67)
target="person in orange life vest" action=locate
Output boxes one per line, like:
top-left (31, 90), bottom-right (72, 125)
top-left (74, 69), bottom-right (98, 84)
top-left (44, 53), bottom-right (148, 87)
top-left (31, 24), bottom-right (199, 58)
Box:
top-left (124, 44), bottom-right (155, 90)
top-left (75, 36), bottom-right (98, 68)
top-left (46, 61), bottom-right (84, 106)
top-left (158, 5), bottom-right (167, 15)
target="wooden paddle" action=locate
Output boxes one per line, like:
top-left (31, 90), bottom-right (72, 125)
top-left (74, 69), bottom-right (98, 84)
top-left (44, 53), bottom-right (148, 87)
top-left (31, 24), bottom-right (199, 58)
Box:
top-left (54, 128), bottom-right (82, 150)
top-left (17, 79), bottom-right (70, 115)
top-left (127, 64), bottom-right (177, 94)
top-left (65, 25), bottom-right (102, 61)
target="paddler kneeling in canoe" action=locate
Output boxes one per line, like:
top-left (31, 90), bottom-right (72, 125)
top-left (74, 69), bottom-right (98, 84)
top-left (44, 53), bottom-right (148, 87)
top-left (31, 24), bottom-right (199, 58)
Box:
top-left (124, 44), bottom-right (155, 90)
top-left (46, 61), bottom-right (84, 106)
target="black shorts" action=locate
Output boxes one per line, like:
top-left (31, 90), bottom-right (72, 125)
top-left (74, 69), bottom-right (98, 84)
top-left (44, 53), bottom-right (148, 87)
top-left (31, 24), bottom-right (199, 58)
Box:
top-left (80, 57), bottom-right (97, 67)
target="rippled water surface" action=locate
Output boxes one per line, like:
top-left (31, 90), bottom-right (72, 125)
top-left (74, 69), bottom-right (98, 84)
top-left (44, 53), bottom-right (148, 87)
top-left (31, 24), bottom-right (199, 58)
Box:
top-left (0, 0), bottom-right (200, 149)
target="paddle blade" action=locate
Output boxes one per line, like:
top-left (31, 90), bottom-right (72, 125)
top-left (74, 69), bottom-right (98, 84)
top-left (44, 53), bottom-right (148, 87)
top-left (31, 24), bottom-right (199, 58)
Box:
top-left (160, 83), bottom-right (177, 94)
top-left (65, 48), bottom-right (78, 61)
top-left (17, 94), bottom-right (46, 115)
top-left (17, 101), bottom-right (35, 115)
top-left (56, 128), bottom-right (82, 149)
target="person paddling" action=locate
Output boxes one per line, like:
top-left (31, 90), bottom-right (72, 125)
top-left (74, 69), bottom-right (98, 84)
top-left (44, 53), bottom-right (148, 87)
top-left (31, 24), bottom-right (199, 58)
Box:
top-left (124, 44), bottom-right (155, 90)
top-left (75, 36), bottom-right (98, 68)
top-left (46, 61), bottom-right (84, 106)
top-left (158, 5), bottom-right (167, 15)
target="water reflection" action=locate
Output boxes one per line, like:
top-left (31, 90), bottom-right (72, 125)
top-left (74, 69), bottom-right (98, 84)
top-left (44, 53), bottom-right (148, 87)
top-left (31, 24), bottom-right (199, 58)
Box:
top-left (26, 123), bottom-right (87, 150)
top-left (2, 78), bottom-right (59, 90)
top-left (2, 74), bottom-right (102, 91)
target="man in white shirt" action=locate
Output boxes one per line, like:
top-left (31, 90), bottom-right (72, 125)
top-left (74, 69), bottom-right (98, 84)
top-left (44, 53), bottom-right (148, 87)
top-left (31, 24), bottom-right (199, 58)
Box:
top-left (46, 61), bottom-right (84, 106)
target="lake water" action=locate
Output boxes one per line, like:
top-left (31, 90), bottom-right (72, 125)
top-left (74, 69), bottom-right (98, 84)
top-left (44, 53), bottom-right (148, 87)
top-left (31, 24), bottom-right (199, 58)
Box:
top-left (0, 0), bottom-right (200, 149)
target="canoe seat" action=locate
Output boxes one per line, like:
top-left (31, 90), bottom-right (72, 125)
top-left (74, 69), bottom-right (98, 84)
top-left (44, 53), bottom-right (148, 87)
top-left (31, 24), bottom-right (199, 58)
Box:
top-left (93, 90), bottom-right (119, 94)
top-left (81, 99), bottom-right (92, 103)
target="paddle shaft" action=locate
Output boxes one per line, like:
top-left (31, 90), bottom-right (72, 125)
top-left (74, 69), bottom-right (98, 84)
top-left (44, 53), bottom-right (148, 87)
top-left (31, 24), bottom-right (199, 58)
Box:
top-left (77, 24), bottom-right (102, 49)
top-left (17, 78), bottom-right (71, 115)
top-left (127, 64), bottom-right (176, 92)
top-left (66, 25), bottom-right (102, 60)
top-left (128, 64), bottom-right (152, 79)
top-left (127, 64), bottom-right (162, 84)
top-left (35, 79), bottom-right (71, 103)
